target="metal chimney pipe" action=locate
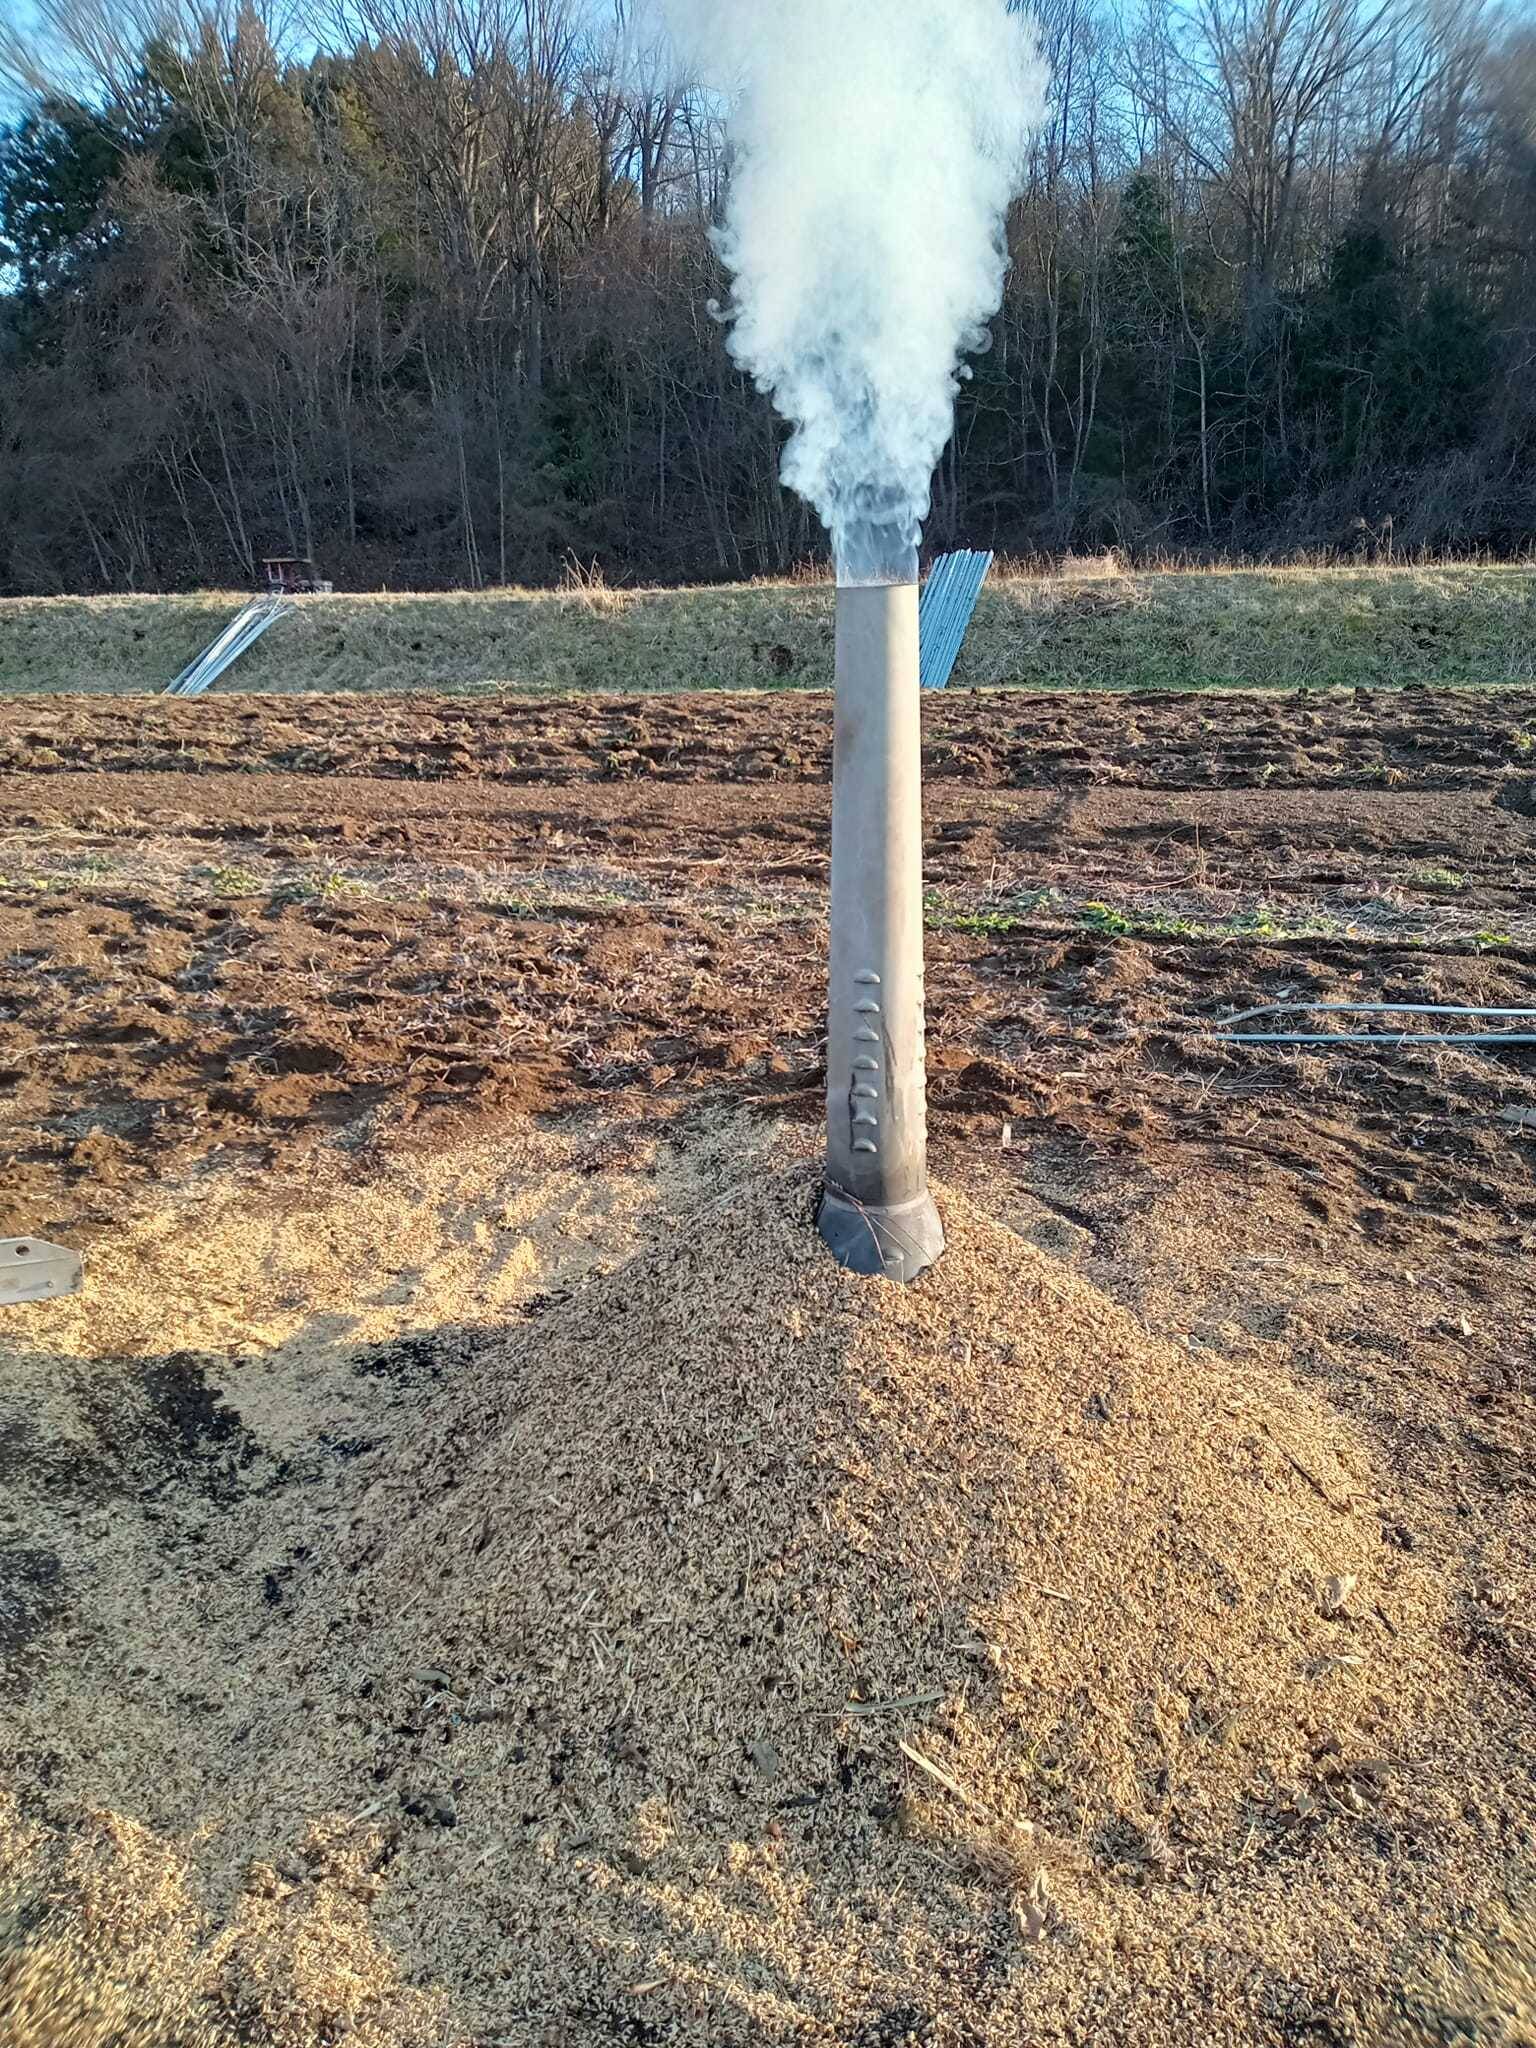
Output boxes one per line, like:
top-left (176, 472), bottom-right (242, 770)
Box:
top-left (817, 570), bottom-right (945, 1283)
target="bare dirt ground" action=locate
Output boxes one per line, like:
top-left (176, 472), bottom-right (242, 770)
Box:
top-left (8, 678), bottom-right (1536, 784)
top-left (6, 687), bottom-right (1536, 1255)
top-left (2, 683), bottom-right (1535, 2045)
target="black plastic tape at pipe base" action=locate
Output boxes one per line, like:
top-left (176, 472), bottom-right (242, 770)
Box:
top-left (818, 1184), bottom-right (945, 1285)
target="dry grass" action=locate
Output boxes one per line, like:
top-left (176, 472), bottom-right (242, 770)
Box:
top-left (1, 562), bottom-right (1532, 698)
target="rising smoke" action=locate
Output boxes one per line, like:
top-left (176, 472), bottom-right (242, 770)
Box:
top-left (663, 0), bottom-right (1047, 584)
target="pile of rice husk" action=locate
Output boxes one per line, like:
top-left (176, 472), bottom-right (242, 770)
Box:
top-left (0, 1797), bottom-right (443, 2048)
top-left (3, 1163), bottom-right (1521, 2046)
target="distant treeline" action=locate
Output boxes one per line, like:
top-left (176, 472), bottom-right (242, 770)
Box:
top-left (1, 0), bottom-right (1533, 594)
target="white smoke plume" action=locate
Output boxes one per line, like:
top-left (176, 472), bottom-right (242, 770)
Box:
top-left (663, 0), bottom-right (1047, 583)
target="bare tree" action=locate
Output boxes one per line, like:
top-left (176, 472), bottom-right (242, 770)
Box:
top-left (2, 0), bottom-right (1533, 591)
top-left (1133, 0), bottom-right (1410, 312)
top-left (0, 0), bottom-right (304, 121)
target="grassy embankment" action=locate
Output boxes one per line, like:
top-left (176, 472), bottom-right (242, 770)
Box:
top-left (0, 562), bottom-right (1532, 698)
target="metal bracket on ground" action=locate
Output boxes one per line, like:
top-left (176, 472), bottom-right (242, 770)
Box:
top-left (1, 1238), bottom-right (84, 1306)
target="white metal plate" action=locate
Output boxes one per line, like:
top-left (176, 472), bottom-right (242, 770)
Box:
top-left (0, 1239), bottom-right (84, 1305)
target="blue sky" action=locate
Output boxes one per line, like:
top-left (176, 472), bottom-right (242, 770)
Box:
top-left (0, 1), bottom-right (39, 117)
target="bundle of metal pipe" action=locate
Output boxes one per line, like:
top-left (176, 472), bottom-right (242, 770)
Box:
top-left (918, 549), bottom-right (994, 692)
top-left (164, 595), bottom-right (295, 699)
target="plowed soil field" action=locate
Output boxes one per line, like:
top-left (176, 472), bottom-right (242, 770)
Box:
top-left (6, 686), bottom-right (1536, 1255)
top-left (3, 682), bottom-right (1535, 2046)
